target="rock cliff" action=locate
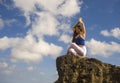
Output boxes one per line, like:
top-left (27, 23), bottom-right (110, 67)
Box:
top-left (55, 55), bottom-right (120, 83)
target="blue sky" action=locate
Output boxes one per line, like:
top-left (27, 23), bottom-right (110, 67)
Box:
top-left (0, 0), bottom-right (120, 83)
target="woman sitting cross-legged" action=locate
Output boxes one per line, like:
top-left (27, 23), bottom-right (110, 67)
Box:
top-left (67, 18), bottom-right (87, 57)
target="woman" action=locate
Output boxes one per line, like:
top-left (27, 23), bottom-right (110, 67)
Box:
top-left (67, 18), bottom-right (87, 56)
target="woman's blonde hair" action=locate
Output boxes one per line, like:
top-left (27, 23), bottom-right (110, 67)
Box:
top-left (74, 25), bottom-right (84, 34)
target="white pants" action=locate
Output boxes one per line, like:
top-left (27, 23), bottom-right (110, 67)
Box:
top-left (67, 43), bottom-right (87, 56)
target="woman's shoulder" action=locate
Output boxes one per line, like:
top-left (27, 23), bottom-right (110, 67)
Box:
top-left (79, 34), bottom-right (85, 40)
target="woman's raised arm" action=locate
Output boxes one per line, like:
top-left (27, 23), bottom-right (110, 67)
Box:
top-left (78, 18), bottom-right (86, 38)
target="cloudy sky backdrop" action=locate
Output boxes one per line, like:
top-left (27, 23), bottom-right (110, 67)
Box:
top-left (0, 0), bottom-right (120, 83)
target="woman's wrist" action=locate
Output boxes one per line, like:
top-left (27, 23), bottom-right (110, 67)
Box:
top-left (78, 18), bottom-right (84, 24)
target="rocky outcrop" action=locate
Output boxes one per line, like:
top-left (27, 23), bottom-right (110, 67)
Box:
top-left (55, 55), bottom-right (120, 83)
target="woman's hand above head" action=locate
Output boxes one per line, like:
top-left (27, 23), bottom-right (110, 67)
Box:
top-left (78, 17), bottom-right (84, 24)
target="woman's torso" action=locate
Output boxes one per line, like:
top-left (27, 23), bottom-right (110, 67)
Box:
top-left (73, 34), bottom-right (85, 46)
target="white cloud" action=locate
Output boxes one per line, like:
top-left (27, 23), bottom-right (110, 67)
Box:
top-left (0, 65), bottom-right (16, 75)
top-left (0, 0), bottom-right (82, 63)
top-left (10, 38), bottom-right (63, 63)
top-left (100, 30), bottom-right (110, 36)
top-left (101, 27), bottom-right (120, 39)
top-left (58, 23), bottom-right (72, 33)
top-left (35, 0), bottom-right (64, 14)
top-left (13, 0), bottom-right (36, 26)
top-left (0, 62), bottom-right (8, 68)
top-left (59, 34), bottom-right (71, 44)
top-left (58, 0), bottom-right (80, 17)
top-left (0, 36), bottom-right (21, 50)
top-left (0, 18), bottom-right (4, 29)
top-left (86, 38), bottom-right (120, 57)
top-left (27, 66), bottom-right (34, 71)
top-left (58, 22), bottom-right (72, 44)
top-left (13, 0), bottom-right (35, 13)
top-left (0, 35), bottom-right (62, 63)
top-left (13, 0), bottom-right (81, 26)
top-left (28, 12), bottom-right (60, 37)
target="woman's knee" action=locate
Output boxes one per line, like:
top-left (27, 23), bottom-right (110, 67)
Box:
top-left (69, 48), bottom-right (77, 55)
top-left (78, 49), bottom-right (86, 56)
top-left (71, 43), bottom-right (77, 48)
top-left (81, 51), bottom-right (86, 56)
top-left (71, 43), bottom-right (76, 45)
